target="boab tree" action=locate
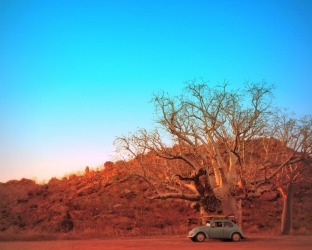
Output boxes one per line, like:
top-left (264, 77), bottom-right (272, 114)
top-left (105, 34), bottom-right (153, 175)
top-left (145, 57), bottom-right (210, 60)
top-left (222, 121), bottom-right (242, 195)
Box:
top-left (115, 81), bottom-right (311, 227)
top-left (269, 113), bottom-right (312, 234)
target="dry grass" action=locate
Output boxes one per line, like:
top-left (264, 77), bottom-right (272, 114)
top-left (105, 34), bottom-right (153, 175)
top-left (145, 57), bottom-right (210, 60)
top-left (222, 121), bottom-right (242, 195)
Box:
top-left (0, 229), bottom-right (59, 241)
top-left (0, 225), bottom-right (191, 242)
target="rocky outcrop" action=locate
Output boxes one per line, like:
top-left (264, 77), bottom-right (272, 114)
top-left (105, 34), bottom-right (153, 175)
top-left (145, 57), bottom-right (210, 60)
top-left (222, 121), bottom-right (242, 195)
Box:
top-left (0, 164), bottom-right (311, 236)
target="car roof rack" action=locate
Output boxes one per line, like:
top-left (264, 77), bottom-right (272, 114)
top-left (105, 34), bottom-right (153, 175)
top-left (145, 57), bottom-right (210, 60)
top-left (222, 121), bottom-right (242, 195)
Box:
top-left (201, 214), bottom-right (236, 221)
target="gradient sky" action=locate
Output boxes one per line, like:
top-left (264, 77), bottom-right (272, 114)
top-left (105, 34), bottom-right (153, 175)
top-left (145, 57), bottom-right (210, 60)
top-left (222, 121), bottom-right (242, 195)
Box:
top-left (1, 0), bottom-right (311, 182)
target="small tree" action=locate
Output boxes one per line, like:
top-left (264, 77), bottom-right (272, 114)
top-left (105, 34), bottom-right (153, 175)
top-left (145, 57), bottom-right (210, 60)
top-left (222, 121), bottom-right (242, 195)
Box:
top-left (269, 113), bottom-right (312, 234)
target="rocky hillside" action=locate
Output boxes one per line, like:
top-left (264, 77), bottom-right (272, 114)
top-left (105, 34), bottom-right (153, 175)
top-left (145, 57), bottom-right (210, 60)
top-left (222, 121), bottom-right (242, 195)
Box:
top-left (0, 163), bottom-right (197, 238)
top-left (0, 161), bottom-right (311, 239)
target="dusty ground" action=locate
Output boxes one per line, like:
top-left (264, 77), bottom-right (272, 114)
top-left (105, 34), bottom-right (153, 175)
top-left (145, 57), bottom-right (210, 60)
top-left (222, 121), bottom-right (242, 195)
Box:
top-left (0, 235), bottom-right (311, 250)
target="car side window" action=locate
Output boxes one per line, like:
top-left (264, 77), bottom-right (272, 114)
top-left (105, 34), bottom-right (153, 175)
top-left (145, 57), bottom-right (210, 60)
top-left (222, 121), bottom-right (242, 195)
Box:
top-left (215, 222), bottom-right (223, 227)
top-left (224, 222), bottom-right (233, 228)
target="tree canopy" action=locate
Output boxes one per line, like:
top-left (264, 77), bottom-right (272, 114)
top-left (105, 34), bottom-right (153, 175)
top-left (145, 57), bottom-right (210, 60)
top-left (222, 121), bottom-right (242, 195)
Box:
top-left (115, 81), bottom-right (312, 228)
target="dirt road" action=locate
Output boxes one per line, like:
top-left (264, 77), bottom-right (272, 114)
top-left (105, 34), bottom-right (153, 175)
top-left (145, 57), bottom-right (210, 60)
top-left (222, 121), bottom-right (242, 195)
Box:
top-left (0, 235), bottom-right (311, 250)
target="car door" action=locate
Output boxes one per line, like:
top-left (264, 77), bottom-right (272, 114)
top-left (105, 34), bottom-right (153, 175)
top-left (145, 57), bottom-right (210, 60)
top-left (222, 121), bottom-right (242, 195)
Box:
top-left (208, 221), bottom-right (224, 239)
top-left (222, 221), bottom-right (234, 239)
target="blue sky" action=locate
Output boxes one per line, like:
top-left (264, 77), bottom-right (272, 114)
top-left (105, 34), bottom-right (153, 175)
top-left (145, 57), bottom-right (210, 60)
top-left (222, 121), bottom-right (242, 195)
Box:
top-left (1, 0), bottom-right (311, 182)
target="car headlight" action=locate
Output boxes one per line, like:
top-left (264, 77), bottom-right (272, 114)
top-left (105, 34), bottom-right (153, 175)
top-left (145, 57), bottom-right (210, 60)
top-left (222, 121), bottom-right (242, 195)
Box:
top-left (188, 229), bottom-right (197, 236)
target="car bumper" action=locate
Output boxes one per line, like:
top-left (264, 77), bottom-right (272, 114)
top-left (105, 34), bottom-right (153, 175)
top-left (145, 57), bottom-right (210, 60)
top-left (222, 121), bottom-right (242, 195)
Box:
top-left (187, 232), bottom-right (196, 238)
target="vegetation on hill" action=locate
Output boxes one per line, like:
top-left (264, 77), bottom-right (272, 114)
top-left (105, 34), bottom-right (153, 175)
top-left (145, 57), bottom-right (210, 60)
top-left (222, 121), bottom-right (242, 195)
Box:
top-left (0, 156), bottom-right (311, 240)
top-left (0, 163), bottom-right (198, 240)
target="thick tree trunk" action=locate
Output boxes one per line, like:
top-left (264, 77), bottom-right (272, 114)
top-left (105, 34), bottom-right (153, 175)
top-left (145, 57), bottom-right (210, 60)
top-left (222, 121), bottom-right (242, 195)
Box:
top-left (199, 204), bottom-right (210, 225)
top-left (281, 183), bottom-right (294, 235)
top-left (198, 194), bottom-right (222, 225)
top-left (214, 185), bottom-right (243, 226)
top-left (222, 195), bottom-right (242, 226)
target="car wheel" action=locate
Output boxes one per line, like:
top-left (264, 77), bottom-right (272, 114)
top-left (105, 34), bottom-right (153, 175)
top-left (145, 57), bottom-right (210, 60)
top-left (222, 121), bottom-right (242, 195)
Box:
top-left (195, 232), bottom-right (206, 242)
top-left (231, 233), bottom-right (241, 242)
top-left (190, 237), bottom-right (196, 242)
